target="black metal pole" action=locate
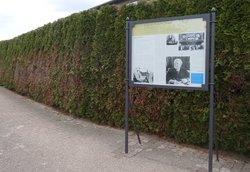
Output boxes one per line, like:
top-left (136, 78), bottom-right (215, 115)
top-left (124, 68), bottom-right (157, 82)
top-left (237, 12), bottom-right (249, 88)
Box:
top-left (209, 7), bottom-right (216, 172)
top-left (125, 17), bottom-right (130, 154)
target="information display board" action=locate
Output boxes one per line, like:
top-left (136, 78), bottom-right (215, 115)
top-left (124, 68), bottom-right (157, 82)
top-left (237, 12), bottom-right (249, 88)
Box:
top-left (129, 14), bottom-right (210, 90)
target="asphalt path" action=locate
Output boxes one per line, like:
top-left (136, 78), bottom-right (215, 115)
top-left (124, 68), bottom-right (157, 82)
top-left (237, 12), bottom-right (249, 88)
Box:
top-left (0, 86), bottom-right (249, 172)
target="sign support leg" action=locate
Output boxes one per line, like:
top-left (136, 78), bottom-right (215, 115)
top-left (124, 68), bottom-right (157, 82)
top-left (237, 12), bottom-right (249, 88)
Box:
top-left (129, 93), bottom-right (141, 144)
top-left (125, 17), bottom-right (130, 154)
top-left (214, 115), bottom-right (219, 161)
top-left (209, 7), bottom-right (216, 172)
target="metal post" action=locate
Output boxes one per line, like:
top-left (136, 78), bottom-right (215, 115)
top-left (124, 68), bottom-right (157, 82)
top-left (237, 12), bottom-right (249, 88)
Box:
top-left (209, 7), bottom-right (216, 172)
top-left (125, 17), bottom-right (130, 154)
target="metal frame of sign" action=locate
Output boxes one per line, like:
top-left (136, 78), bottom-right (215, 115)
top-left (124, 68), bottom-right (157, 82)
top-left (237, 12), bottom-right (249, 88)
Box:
top-left (128, 13), bottom-right (210, 91)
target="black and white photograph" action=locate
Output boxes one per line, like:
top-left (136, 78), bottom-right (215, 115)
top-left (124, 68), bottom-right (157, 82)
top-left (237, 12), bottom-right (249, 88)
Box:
top-left (178, 33), bottom-right (204, 51)
top-left (133, 67), bottom-right (154, 83)
top-left (166, 34), bottom-right (178, 45)
top-left (166, 56), bottom-right (190, 85)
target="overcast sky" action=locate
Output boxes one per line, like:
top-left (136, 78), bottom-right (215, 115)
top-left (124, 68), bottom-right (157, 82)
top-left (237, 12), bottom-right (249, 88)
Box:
top-left (0, 0), bottom-right (110, 41)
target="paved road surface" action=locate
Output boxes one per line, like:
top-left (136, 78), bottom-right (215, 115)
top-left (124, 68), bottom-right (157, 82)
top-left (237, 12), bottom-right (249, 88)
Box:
top-left (0, 87), bottom-right (249, 172)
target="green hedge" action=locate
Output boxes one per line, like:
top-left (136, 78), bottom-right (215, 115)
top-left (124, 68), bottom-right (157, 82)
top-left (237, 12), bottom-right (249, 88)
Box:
top-left (0, 0), bottom-right (249, 156)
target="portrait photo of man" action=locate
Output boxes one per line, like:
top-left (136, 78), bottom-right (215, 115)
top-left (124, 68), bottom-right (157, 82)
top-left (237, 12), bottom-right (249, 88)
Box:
top-left (166, 57), bottom-right (190, 85)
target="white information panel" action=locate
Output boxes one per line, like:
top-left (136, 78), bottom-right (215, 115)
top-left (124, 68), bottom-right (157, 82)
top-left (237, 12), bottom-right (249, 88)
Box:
top-left (129, 14), bottom-right (210, 90)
